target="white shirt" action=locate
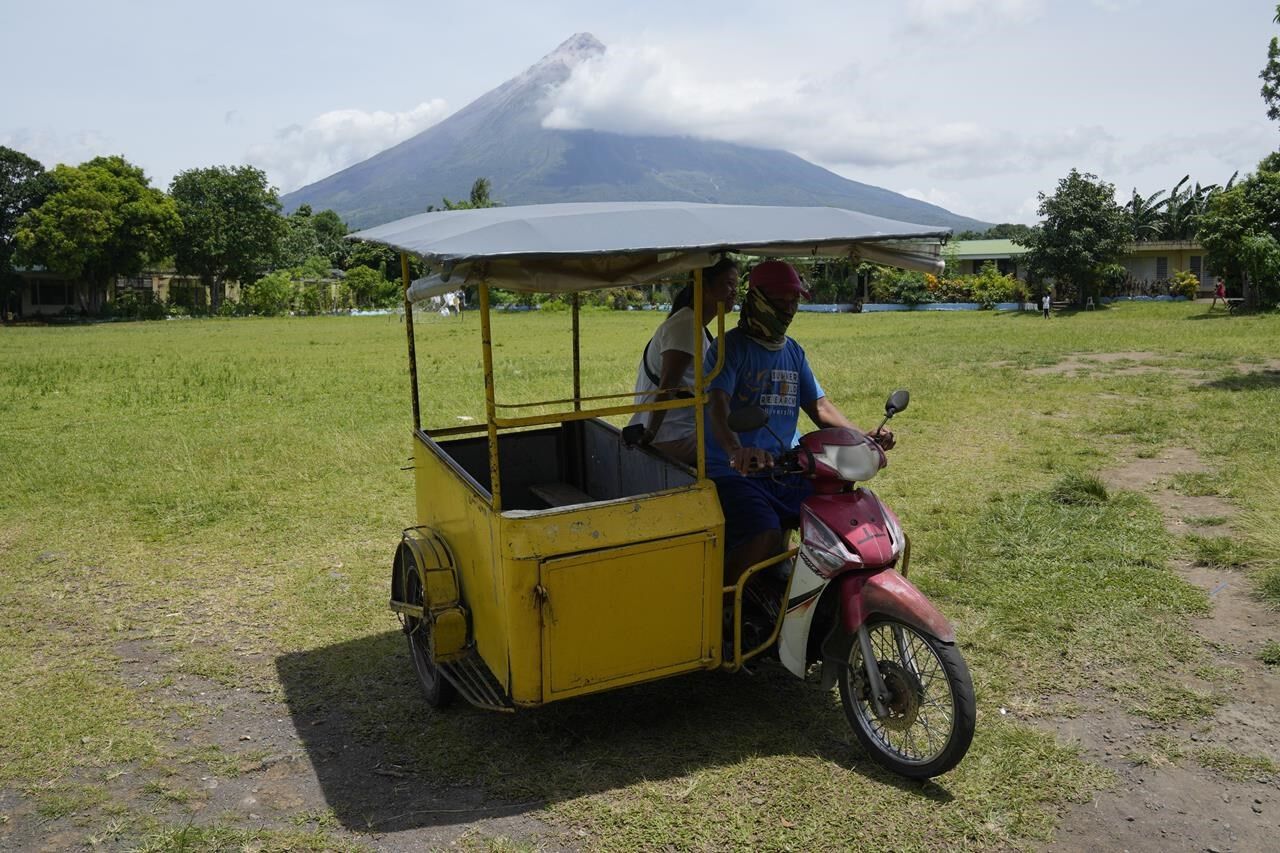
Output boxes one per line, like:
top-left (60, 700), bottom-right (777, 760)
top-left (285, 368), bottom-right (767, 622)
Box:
top-left (1042, 295), bottom-right (1051, 309)
top-left (627, 307), bottom-right (711, 442)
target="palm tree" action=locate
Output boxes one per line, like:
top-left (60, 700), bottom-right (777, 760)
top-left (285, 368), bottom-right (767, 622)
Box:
top-left (1125, 187), bottom-right (1169, 241)
top-left (1161, 175), bottom-right (1227, 241)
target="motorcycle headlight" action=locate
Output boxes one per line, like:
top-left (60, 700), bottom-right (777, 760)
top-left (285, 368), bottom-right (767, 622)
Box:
top-left (833, 442), bottom-right (882, 483)
top-left (801, 507), bottom-right (862, 577)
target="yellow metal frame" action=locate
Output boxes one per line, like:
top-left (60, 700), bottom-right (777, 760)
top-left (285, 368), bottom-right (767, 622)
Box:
top-left (398, 258), bottom-right (755, 707)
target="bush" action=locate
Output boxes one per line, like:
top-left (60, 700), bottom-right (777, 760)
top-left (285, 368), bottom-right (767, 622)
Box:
top-left (245, 271), bottom-right (294, 316)
top-left (107, 290), bottom-right (166, 321)
top-left (344, 265), bottom-right (384, 308)
top-left (971, 262), bottom-right (1021, 308)
top-left (871, 267), bottom-right (931, 305)
top-left (1170, 270), bottom-right (1199, 299)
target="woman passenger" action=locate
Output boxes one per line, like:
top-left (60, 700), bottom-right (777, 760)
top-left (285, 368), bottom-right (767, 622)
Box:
top-left (627, 257), bottom-right (739, 466)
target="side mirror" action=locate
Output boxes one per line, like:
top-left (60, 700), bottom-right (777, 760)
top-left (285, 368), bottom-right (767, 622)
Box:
top-left (727, 406), bottom-right (768, 433)
top-left (885, 389), bottom-right (910, 418)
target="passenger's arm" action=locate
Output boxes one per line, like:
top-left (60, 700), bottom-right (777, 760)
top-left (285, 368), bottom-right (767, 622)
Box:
top-left (642, 349), bottom-right (693, 442)
top-left (710, 389), bottom-right (774, 472)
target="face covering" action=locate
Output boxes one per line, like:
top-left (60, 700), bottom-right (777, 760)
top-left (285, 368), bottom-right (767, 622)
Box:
top-left (738, 287), bottom-right (794, 350)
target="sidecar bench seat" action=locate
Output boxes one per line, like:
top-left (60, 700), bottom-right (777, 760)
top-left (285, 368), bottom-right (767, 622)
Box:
top-left (529, 482), bottom-right (595, 508)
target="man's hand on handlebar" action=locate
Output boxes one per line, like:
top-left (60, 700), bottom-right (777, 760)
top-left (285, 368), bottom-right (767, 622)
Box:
top-left (729, 446), bottom-right (774, 473)
top-left (871, 428), bottom-right (895, 450)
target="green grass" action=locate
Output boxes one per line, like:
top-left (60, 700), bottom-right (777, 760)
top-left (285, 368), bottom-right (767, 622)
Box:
top-left (2, 301), bottom-right (1280, 849)
top-left (1049, 472), bottom-right (1109, 505)
top-left (1183, 534), bottom-right (1258, 570)
top-left (1182, 514), bottom-right (1228, 527)
top-left (1169, 472), bottom-right (1221, 497)
top-left (1193, 747), bottom-right (1279, 782)
top-left (1261, 640), bottom-right (1280, 667)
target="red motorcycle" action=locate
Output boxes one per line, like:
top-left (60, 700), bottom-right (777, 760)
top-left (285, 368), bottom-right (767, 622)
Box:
top-left (729, 389), bottom-right (976, 778)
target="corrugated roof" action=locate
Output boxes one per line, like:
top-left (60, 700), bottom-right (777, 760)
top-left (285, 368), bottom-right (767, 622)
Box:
top-left (348, 202), bottom-right (951, 298)
top-left (949, 239), bottom-right (1027, 258)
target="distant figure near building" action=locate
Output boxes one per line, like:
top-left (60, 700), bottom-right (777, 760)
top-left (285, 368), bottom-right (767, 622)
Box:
top-left (1211, 277), bottom-right (1226, 309)
top-left (1041, 293), bottom-right (1051, 319)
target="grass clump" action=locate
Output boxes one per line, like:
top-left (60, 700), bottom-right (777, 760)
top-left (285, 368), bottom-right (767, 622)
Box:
top-left (1183, 534), bottom-right (1257, 570)
top-left (1194, 747), bottom-right (1278, 782)
top-left (1182, 515), bottom-right (1228, 527)
top-left (1170, 472), bottom-right (1220, 497)
top-left (1049, 473), bottom-right (1109, 505)
top-left (1261, 640), bottom-right (1280, 667)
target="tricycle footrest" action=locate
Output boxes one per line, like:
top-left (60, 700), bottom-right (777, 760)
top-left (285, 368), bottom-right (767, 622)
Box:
top-left (440, 646), bottom-right (513, 712)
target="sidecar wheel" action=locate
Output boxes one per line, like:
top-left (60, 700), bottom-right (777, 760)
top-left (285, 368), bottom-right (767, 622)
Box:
top-left (837, 618), bottom-right (975, 779)
top-left (404, 562), bottom-right (456, 709)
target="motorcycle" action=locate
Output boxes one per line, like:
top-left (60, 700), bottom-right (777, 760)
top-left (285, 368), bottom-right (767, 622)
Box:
top-left (727, 389), bottom-right (976, 778)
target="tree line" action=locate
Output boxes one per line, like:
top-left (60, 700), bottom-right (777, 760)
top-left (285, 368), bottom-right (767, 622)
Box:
top-left (0, 151), bottom-right (502, 319)
top-left (938, 4), bottom-right (1280, 309)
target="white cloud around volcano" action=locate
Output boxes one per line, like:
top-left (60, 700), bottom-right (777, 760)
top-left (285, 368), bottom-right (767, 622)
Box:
top-left (540, 43), bottom-right (1109, 180)
top-left (246, 100), bottom-right (450, 193)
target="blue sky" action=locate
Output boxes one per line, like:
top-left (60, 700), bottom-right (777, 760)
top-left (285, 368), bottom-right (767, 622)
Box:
top-left (2, 0), bottom-right (1275, 224)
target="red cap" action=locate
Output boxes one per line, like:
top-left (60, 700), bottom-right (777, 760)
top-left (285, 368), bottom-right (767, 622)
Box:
top-left (749, 260), bottom-right (811, 299)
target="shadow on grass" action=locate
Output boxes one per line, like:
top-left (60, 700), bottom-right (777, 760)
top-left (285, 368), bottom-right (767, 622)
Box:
top-left (1183, 310), bottom-right (1236, 321)
top-left (1200, 369), bottom-right (1280, 392)
top-left (276, 630), bottom-right (951, 833)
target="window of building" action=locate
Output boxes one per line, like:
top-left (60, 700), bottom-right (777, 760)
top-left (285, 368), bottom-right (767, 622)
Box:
top-left (31, 281), bottom-right (71, 305)
top-left (1190, 256), bottom-right (1202, 279)
top-left (1155, 256), bottom-right (1169, 280)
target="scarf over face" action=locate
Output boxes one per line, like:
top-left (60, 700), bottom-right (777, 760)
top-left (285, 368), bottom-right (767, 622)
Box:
top-left (738, 286), bottom-right (794, 351)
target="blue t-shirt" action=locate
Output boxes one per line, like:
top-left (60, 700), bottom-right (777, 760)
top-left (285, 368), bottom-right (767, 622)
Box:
top-left (703, 328), bottom-right (824, 478)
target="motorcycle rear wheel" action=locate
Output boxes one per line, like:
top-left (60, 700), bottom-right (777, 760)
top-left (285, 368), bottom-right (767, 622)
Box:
top-left (837, 618), bottom-right (975, 779)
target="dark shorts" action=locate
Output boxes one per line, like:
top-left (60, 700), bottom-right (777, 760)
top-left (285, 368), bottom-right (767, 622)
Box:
top-left (713, 473), bottom-right (813, 553)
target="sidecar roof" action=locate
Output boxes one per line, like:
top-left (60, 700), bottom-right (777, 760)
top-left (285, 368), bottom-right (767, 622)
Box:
top-left (347, 201), bottom-right (950, 301)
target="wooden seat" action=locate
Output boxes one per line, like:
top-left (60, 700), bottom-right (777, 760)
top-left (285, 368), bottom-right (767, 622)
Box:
top-left (529, 482), bottom-right (595, 508)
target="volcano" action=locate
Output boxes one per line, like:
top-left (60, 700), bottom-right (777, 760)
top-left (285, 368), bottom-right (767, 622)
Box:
top-left (281, 33), bottom-right (986, 231)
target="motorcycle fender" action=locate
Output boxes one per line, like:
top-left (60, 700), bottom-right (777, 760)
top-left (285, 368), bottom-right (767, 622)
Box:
top-left (777, 548), bottom-right (829, 678)
top-left (838, 569), bottom-right (954, 643)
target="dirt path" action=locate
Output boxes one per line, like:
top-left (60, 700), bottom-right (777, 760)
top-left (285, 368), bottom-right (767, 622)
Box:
top-left (1045, 448), bottom-right (1280, 852)
top-left (0, 641), bottom-right (565, 852)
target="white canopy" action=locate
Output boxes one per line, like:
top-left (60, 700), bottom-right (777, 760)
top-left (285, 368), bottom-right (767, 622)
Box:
top-left (346, 202), bottom-right (950, 301)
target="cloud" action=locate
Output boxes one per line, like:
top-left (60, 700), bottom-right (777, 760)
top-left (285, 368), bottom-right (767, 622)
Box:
top-left (245, 100), bottom-right (451, 193)
top-left (0, 128), bottom-right (115, 170)
top-left (541, 43), bottom-right (1112, 180)
top-left (903, 0), bottom-right (1044, 28)
top-left (1119, 124), bottom-right (1273, 180)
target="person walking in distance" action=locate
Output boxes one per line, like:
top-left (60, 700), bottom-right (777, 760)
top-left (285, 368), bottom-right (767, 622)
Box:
top-left (1041, 292), bottom-right (1051, 319)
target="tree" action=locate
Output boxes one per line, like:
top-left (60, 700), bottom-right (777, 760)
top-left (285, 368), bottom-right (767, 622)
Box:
top-left (310, 208), bottom-right (348, 267)
top-left (1124, 187), bottom-right (1169, 241)
top-left (1021, 169), bottom-right (1131, 305)
top-left (1198, 162), bottom-right (1280, 307)
top-left (434, 176), bottom-right (499, 211)
top-left (1262, 4), bottom-right (1280, 122)
top-left (1, 146), bottom-right (53, 318)
top-left (278, 204), bottom-right (351, 270)
top-left (343, 265), bottom-right (385, 308)
top-left (169, 165), bottom-right (285, 312)
top-left (15, 155), bottom-right (179, 312)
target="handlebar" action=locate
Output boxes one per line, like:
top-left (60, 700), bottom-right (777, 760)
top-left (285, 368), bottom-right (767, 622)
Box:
top-left (738, 449), bottom-right (807, 478)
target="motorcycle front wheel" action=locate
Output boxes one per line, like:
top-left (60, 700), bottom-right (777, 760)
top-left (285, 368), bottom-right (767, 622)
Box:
top-left (837, 618), bottom-right (975, 779)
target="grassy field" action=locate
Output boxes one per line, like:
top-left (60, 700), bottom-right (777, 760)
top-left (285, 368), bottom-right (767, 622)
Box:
top-left (1, 302), bottom-right (1278, 850)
